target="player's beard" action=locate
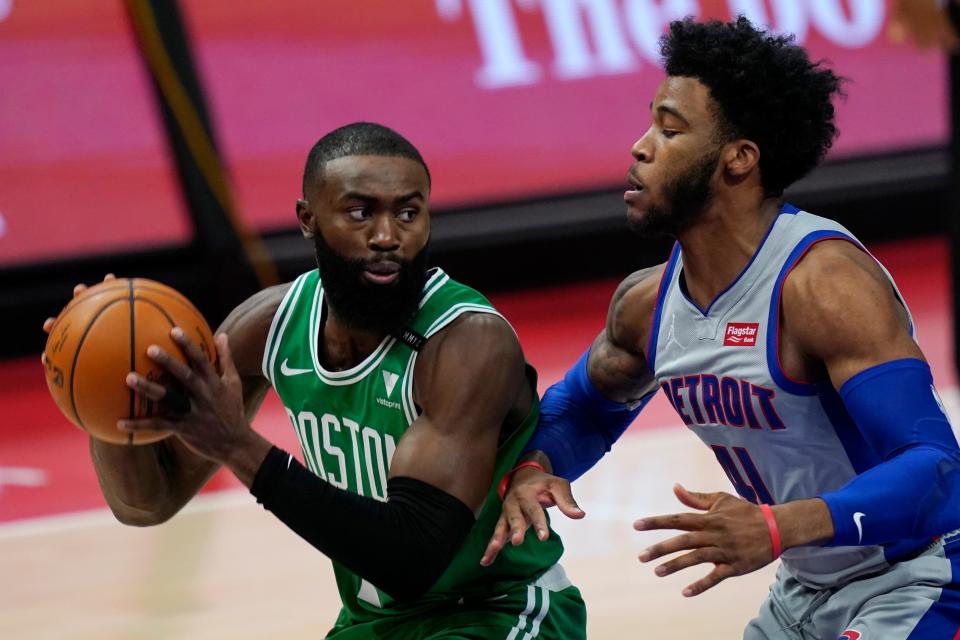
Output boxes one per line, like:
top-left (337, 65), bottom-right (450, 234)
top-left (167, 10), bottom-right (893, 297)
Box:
top-left (628, 146), bottom-right (721, 238)
top-left (313, 232), bottom-right (429, 337)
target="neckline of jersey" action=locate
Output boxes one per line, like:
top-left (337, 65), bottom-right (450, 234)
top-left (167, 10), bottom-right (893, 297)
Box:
top-left (677, 202), bottom-right (797, 317)
top-left (307, 268), bottom-right (447, 383)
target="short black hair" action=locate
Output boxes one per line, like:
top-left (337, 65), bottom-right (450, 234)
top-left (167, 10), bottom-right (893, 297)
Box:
top-left (302, 122), bottom-right (430, 196)
top-left (661, 16), bottom-right (844, 196)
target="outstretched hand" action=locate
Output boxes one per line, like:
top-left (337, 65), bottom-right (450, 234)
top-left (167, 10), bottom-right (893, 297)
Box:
top-left (120, 329), bottom-right (271, 485)
top-left (634, 484), bottom-right (774, 597)
top-left (481, 467), bottom-right (585, 566)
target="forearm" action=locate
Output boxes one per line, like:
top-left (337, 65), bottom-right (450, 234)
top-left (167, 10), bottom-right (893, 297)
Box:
top-left (517, 449), bottom-right (554, 474)
top-left (90, 437), bottom-right (217, 525)
top-left (220, 430), bottom-right (273, 487)
top-left (820, 358), bottom-right (960, 545)
top-left (251, 447), bottom-right (475, 602)
top-left (820, 444), bottom-right (960, 545)
top-left (526, 348), bottom-right (652, 480)
top-left (771, 498), bottom-right (834, 550)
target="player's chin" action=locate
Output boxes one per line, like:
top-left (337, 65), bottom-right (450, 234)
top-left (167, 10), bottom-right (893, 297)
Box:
top-left (626, 206), bottom-right (656, 236)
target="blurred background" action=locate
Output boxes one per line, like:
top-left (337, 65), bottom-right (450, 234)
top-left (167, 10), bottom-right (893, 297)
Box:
top-left (1, 0), bottom-right (959, 638)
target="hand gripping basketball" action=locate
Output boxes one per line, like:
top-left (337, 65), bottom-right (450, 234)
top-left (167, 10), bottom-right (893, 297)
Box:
top-left (118, 329), bottom-right (270, 483)
top-left (42, 275), bottom-right (216, 445)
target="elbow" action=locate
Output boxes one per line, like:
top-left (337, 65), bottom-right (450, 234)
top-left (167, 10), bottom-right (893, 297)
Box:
top-left (107, 500), bottom-right (177, 527)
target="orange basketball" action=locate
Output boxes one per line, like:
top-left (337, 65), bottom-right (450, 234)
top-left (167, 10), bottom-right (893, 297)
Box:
top-left (43, 278), bottom-right (216, 445)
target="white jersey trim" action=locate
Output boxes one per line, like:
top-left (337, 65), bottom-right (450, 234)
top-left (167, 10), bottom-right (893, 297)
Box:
top-left (262, 274), bottom-right (308, 384)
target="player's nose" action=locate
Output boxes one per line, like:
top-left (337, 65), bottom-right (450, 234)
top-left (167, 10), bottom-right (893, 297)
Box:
top-left (631, 128), bottom-right (654, 162)
top-left (368, 214), bottom-right (401, 252)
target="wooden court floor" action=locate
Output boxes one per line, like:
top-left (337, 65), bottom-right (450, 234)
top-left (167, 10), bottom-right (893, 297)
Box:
top-left (1, 237), bottom-right (955, 638)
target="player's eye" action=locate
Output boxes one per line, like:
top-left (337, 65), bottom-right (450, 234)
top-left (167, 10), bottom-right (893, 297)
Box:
top-left (397, 208), bottom-right (418, 222)
top-left (347, 208), bottom-right (370, 221)
top-left (662, 129), bottom-right (679, 139)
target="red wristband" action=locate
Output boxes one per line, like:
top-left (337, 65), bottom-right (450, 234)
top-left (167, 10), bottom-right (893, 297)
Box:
top-left (759, 504), bottom-right (782, 560)
top-left (497, 461), bottom-right (547, 500)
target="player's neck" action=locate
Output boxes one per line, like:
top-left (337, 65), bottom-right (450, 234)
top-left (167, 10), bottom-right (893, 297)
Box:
top-left (677, 194), bottom-right (782, 311)
top-left (320, 309), bottom-right (388, 371)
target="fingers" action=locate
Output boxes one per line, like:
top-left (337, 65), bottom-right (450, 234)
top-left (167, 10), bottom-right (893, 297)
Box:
top-left (502, 497), bottom-right (531, 547)
top-left (673, 484), bottom-right (723, 511)
top-left (682, 564), bottom-right (734, 598)
top-left (46, 275), bottom-right (117, 335)
top-left (549, 479), bottom-right (586, 519)
top-left (118, 416), bottom-right (177, 433)
top-left (480, 516), bottom-right (510, 566)
top-left (73, 274), bottom-right (115, 298)
top-left (518, 497), bottom-right (550, 542)
top-left (215, 333), bottom-right (238, 381)
top-left (124, 373), bottom-right (189, 414)
top-left (639, 532), bottom-right (705, 563)
top-left (147, 345), bottom-right (196, 387)
top-left (171, 327), bottom-right (216, 378)
top-left (634, 512), bottom-right (706, 533)
top-left (652, 547), bottom-right (724, 578)
top-left (125, 372), bottom-right (167, 400)
top-left (673, 484), bottom-right (710, 510)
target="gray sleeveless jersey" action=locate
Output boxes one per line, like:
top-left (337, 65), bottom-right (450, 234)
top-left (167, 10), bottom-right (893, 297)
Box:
top-left (648, 203), bottom-right (923, 589)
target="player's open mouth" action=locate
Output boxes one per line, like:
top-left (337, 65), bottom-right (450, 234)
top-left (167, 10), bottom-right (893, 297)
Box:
top-left (625, 176), bottom-right (645, 204)
top-left (363, 262), bottom-right (400, 285)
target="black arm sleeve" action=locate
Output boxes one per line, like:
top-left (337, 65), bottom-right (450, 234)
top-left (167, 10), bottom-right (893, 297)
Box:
top-left (250, 446), bottom-right (476, 602)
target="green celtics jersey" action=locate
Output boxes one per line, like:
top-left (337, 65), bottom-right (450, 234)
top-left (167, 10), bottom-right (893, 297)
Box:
top-left (261, 267), bottom-right (564, 624)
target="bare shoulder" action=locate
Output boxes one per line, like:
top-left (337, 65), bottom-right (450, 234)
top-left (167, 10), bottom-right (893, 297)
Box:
top-left (417, 312), bottom-right (521, 376)
top-left (781, 239), bottom-right (920, 384)
top-left (218, 282), bottom-right (294, 378)
top-left (784, 240), bottom-right (891, 303)
top-left (782, 239), bottom-right (904, 330)
top-left (606, 263), bottom-right (667, 355)
top-left (414, 312), bottom-right (525, 407)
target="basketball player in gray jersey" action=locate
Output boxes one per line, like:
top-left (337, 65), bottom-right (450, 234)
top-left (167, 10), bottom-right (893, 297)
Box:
top-left (485, 17), bottom-right (960, 639)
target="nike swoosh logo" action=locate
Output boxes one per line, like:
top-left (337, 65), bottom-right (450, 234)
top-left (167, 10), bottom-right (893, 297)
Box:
top-left (853, 512), bottom-right (866, 544)
top-left (280, 359), bottom-right (312, 377)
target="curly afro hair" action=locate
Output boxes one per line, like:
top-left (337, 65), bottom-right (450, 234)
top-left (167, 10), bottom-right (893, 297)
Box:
top-left (661, 16), bottom-right (844, 196)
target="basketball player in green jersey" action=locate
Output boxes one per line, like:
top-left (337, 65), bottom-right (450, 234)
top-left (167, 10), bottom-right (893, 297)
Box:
top-left (75, 123), bottom-right (586, 638)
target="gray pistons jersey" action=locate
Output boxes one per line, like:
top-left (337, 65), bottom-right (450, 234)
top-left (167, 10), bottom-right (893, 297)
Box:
top-left (648, 203), bottom-right (923, 589)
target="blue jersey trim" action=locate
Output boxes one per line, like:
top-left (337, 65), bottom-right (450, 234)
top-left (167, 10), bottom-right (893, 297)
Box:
top-left (765, 230), bottom-right (863, 396)
top-left (780, 202), bottom-right (801, 214)
top-left (647, 242), bottom-right (681, 374)
top-left (679, 204), bottom-right (793, 317)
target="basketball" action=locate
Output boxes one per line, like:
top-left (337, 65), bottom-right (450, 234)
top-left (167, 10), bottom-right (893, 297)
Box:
top-left (43, 278), bottom-right (216, 445)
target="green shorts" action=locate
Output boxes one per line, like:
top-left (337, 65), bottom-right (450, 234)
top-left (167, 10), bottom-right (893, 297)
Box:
top-left (327, 565), bottom-right (586, 640)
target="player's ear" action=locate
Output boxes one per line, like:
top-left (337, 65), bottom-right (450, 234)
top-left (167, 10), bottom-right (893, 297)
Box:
top-left (296, 199), bottom-right (314, 239)
top-left (724, 139), bottom-right (760, 178)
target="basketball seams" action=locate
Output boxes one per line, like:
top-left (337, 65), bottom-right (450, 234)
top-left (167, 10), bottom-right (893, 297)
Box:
top-left (55, 279), bottom-right (212, 446)
top-left (132, 281), bottom-right (207, 319)
top-left (69, 298), bottom-right (128, 434)
top-left (57, 280), bottom-right (129, 320)
top-left (127, 280), bottom-right (136, 445)
top-left (132, 297), bottom-right (199, 445)
top-left (53, 278), bottom-right (201, 338)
